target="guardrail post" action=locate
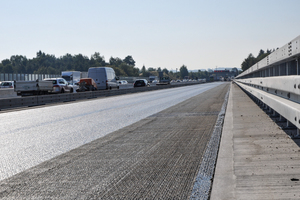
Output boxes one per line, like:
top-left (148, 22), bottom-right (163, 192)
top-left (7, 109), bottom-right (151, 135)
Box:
top-left (282, 120), bottom-right (296, 130)
top-left (291, 129), bottom-right (300, 139)
top-left (278, 115), bottom-right (286, 122)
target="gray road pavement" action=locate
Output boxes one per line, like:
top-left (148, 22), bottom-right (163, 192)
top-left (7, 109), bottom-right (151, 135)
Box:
top-left (0, 83), bottom-right (229, 199)
top-left (0, 82), bottom-right (224, 182)
top-left (211, 82), bottom-right (300, 199)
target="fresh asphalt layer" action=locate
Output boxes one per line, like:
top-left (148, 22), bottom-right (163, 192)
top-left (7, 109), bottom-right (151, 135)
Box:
top-left (0, 83), bottom-right (229, 199)
top-left (0, 82), bottom-right (224, 182)
top-left (211, 82), bottom-right (300, 199)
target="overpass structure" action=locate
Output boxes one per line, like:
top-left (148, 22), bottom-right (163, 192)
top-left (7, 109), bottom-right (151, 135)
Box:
top-left (235, 35), bottom-right (300, 138)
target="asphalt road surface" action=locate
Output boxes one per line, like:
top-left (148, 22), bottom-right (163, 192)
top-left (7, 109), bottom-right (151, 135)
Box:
top-left (0, 82), bottom-right (229, 199)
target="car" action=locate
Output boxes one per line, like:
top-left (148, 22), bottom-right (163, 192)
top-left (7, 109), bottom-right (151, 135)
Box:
top-left (0, 81), bottom-right (14, 88)
top-left (118, 80), bottom-right (128, 84)
top-left (133, 79), bottom-right (149, 87)
top-left (44, 78), bottom-right (73, 93)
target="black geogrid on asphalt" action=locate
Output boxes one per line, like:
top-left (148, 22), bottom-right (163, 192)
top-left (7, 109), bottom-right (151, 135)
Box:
top-left (0, 83), bottom-right (229, 199)
top-left (190, 88), bottom-right (229, 199)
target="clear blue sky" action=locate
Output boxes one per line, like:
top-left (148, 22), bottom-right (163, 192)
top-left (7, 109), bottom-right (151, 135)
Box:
top-left (1, 0), bottom-right (300, 71)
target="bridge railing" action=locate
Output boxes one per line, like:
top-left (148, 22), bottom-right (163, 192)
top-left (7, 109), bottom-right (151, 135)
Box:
top-left (235, 35), bottom-right (300, 138)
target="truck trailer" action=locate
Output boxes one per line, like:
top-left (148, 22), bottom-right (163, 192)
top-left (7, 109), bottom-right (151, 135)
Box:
top-left (14, 80), bottom-right (53, 95)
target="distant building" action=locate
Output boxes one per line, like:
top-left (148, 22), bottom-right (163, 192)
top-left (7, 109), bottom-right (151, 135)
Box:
top-left (210, 68), bottom-right (238, 81)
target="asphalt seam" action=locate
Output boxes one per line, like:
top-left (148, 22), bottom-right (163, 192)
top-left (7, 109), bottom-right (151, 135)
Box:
top-left (189, 83), bottom-right (230, 200)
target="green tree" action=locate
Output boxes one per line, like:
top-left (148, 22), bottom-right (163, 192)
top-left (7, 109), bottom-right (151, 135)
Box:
top-left (73, 54), bottom-right (89, 71)
top-left (2, 59), bottom-right (11, 66)
top-left (141, 65), bottom-right (146, 75)
top-left (162, 68), bottom-right (169, 75)
top-left (148, 67), bottom-right (156, 71)
top-left (10, 55), bottom-right (28, 73)
top-left (241, 49), bottom-right (273, 71)
top-left (91, 52), bottom-right (105, 66)
top-left (241, 54), bottom-right (256, 71)
top-left (109, 65), bottom-right (126, 76)
top-left (109, 57), bottom-right (123, 66)
top-left (179, 65), bottom-right (189, 79)
top-left (3, 64), bottom-right (14, 73)
top-left (123, 55), bottom-right (135, 66)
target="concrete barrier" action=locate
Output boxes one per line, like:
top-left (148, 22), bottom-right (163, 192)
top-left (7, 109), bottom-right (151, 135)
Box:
top-left (37, 94), bottom-right (59, 105)
top-left (119, 84), bottom-right (133, 89)
top-left (0, 89), bottom-right (19, 99)
top-left (0, 96), bottom-right (38, 110)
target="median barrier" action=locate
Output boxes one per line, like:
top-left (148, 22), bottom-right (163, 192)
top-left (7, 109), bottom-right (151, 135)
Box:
top-left (37, 94), bottom-right (58, 104)
top-left (0, 96), bottom-right (38, 110)
top-left (73, 91), bottom-right (94, 99)
top-left (53, 93), bottom-right (71, 102)
top-left (0, 88), bottom-right (18, 99)
top-left (0, 81), bottom-right (203, 111)
top-left (91, 91), bottom-right (104, 98)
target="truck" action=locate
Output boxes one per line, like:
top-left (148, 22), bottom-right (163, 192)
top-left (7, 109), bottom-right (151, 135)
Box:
top-left (80, 72), bottom-right (88, 79)
top-left (158, 77), bottom-right (170, 85)
top-left (61, 71), bottom-right (81, 85)
top-left (156, 72), bottom-right (170, 85)
top-left (149, 76), bottom-right (158, 83)
top-left (14, 79), bottom-right (53, 95)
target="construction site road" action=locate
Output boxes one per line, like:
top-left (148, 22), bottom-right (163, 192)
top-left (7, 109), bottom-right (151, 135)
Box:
top-left (0, 83), bottom-right (229, 199)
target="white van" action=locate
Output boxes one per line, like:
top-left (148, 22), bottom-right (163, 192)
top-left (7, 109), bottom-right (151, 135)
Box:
top-left (88, 67), bottom-right (119, 90)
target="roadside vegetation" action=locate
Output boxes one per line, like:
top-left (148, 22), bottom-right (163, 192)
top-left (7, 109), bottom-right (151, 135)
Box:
top-left (0, 51), bottom-right (211, 80)
top-left (241, 49), bottom-right (275, 72)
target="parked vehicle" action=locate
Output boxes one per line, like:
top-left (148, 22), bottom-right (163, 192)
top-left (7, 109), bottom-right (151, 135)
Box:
top-left (76, 78), bottom-right (97, 92)
top-left (44, 78), bottom-right (73, 93)
top-left (118, 80), bottom-right (128, 84)
top-left (88, 67), bottom-right (119, 90)
top-left (14, 80), bottom-right (52, 95)
top-left (61, 71), bottom-right (81, 85)
top-left (134, 79), bottom-right (149, 87)
top-left (0, 81), bottom-right (14, 88)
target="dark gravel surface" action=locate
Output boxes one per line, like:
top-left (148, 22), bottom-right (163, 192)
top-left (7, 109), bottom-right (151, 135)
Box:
top-left (0, 83), bottom-right (229, 199)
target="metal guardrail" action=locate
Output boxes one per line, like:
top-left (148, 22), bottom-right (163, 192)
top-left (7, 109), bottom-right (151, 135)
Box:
top-left (235, 35), bottom-right (300, 138)
top-left (236, 76), bottom-right (300, 103)
top-left (237, 35), bottom-right (300, 79)
top-left (0, 81), bottom-right (204, 111)
top-left (235, 79), bottom-right (300, 127)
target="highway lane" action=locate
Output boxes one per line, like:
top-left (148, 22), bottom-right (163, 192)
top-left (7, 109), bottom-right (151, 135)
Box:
top-left (0, 82), bottom-right (225, 181)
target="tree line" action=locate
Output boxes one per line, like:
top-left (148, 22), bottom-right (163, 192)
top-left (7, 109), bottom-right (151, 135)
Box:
top-left (0, 51), bottom-right (140, 77)
top-left (141, 65), bottom-right (210, 80)
top-left (0, 51), bottom-right (210, 80)
top-left (241, 49), bottom-right (275, 71)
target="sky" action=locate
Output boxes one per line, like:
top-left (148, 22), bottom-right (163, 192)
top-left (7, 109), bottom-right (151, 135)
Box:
top-left (1, 0), bottom-right (300, 71)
